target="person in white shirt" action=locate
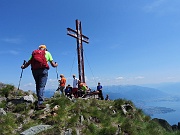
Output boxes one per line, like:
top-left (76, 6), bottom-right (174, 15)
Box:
top-left (72, 74), bottom-right (79, 98)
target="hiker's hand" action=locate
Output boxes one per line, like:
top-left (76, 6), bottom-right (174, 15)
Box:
top-left (55, 63), bottom-right (58, 67)
top-left (21, 65), bottom-right (25, 69)
top-left (21, 60), bottom-right (27, 69)
top-left (54, 62), bottom-right (58, 67)
top-left (50, 61), bottom-right (57, 67)
top-left (21, 60), bottom-right (30, 69)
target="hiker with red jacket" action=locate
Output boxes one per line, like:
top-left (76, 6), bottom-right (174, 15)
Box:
top-left (57, 74), bottom-right (66, 94)
top-left (21, 44), bottom-right (58, 109)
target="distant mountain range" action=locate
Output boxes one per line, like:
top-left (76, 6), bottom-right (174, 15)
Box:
top-left (102, 85), bottom-right (169, 101)
top-left (145, 82), bottom-right (180, 96)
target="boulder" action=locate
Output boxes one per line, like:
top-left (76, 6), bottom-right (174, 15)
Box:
top-left (20, 125), bottom-right (52, 135)
top-left (0, 97), bottom-right (6, 102)
top-left (64, 128), bottom-right (72, 135)
top-left (121, 103), bottom-right (134, 115)
top-left (0, 108), bottom-right (6, 115)
top-left (23, 94), bottom-right (35, 103)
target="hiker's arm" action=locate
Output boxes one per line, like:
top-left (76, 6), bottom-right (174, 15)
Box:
top-left (21, 60), bottom-right (31, 69)
top-left (58, 79), bottom-right (61, 83)
top-left (50, 61), bottom-right (58, 67)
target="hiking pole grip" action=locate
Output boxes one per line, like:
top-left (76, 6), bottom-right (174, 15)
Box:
top-left (20, 60), bottom-right (26, 77)
top-left (18, 60), bottom-right (26, 91)
top-left (23, 60), bottom-right (26, 65)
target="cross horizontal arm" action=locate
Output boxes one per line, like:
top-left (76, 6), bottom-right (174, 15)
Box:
top-left (67, 28), bottom-right (89, 44)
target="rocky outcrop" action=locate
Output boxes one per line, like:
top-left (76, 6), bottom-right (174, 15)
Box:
top-left (152, 118), bottom-right (180, 132)
top-left (172, 122), bottom-right (180, 131)
top-left (23, 94), bottom-right (35, 103)
top-left (121, 103), bottom-right (135, 115)
top-left (20, 125), bottom-right (52, 135)
top-left (0, 82), bottom-right (6, 89)
top-left (152, 118), bottom-right (173, 132)
top-left (0, 108), bottom-right (6, 115)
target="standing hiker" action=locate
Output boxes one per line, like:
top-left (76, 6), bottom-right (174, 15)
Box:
top-left (97, 82), bottom-right (104, 100)
top-left (21, 44), bottom-right (58, 109)
top-left (57, 74), bottom-right (66, 94)
top-left (72, 74), bottom-right (79, 98)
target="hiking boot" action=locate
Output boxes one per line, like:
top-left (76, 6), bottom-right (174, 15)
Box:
top-left (37, 104), bottom-right (46, 110)
top-left (56, 87), bottom-right (60, 91)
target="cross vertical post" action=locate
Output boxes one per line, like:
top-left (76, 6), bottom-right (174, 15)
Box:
top-left (67, 19), bottom-right (89, 84)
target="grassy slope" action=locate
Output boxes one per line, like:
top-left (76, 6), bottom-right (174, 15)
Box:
top-left (0, 84), bottom-right (180, 135)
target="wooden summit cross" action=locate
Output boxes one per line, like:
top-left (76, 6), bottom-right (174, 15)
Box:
top-left (67, 19), bottom-right (89, 83)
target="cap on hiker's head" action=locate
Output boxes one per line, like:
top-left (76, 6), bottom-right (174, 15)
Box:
top-left (39, 45), bottom-right (46, 49)
top-left (60, 74), bottom-right (64, 77)
top-left (73, 74), bottom-right (76, 77)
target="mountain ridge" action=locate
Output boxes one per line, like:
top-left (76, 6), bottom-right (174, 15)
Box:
top-left (1, 82), bottom-right (180, 134)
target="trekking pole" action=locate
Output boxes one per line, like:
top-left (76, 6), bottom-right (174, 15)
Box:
top-left (55, 62), bottom-right (58, 80)
top-left (17, 60), bottom-right (26, 90)
top-left (55, 62), bottom-right (59, 91)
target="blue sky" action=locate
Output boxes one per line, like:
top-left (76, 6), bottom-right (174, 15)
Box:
top-left (1, 0), bottom-right (180, 91)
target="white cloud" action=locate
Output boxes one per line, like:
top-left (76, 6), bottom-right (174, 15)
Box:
top-left (1, 37), bottom-right (23, 44)
top-left (0, 50), bottom-right (19, 55)
top-left (144, 0), bottom-right (166, 12)
top-left (135, 76), bottom-right (145, 79)
top-left (109, 43), bottom-right (122, 50)
top-left (116, 76), bottom-right (124, 80)
top-left (61, 51), bottom-right (71, 56)
top-left (47, 79), bottom-right (58, 87)
top-left (85, 76), bottom-right (88, 81)
top-left (9, 50), bottom-right (19, 55)
top-left (48, 78), bottom-right (57, 83)
top-left (143, 0), bottom-right (180, 15)
top-left (166, 76), bottom-right (175, 80)
top-left (21, 83), bottom-right (34, 91)
top-left (24, 83), bottom-right (34, 87)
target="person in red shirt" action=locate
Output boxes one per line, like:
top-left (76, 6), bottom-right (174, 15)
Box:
top-left (57, 74), bottom-right (66, 94)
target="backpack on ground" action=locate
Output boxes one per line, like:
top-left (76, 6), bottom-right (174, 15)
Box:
top-left (31, 49), bottom-right (49, 70)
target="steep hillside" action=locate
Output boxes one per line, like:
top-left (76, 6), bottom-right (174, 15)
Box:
top-left (0, 83), bottom-right (180, 135)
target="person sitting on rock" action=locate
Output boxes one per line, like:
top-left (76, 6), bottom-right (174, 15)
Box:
top-left (65, 84), bottom-right (72, 98)
top-left (78, 83), bottom-right (88, 97)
